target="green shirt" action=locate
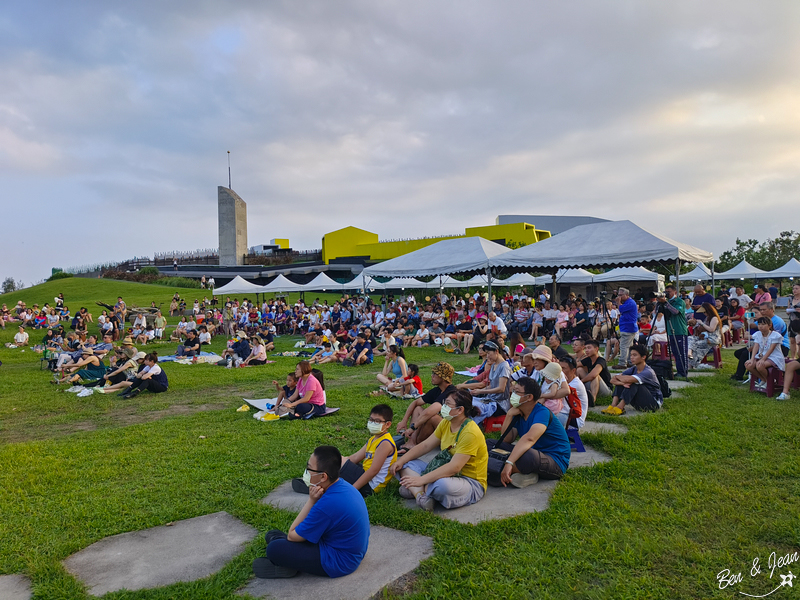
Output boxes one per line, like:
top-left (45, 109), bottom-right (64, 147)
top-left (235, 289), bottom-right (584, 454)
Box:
top-left (664, 296), bottom-right (688, 336)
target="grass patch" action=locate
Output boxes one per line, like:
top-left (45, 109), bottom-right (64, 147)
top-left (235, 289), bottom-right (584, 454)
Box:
top-left (1, 280), bottom-right (799, 598)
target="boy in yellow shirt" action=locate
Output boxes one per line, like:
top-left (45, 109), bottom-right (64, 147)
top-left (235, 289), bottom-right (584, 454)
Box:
top-left (292, 404), bottom-right (397, 497)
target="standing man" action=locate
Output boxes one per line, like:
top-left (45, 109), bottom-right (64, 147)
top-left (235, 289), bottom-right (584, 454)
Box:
top-left (114, 297), bottom-right (127, 332)
top-left (691, 284), bottom-right (715, 321)
top-left (616, 288), bottom-right (638, 369)
top-left (659, 284), bottom-right (689, 378)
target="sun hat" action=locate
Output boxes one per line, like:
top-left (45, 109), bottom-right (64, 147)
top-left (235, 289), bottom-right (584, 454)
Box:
top-left (531, 345), bottom-right (553, 363)
top-left (541, 362), bottom-right (562, 382)
top-left (81, 347), bottom-right (95, 355)
top-left (121, 336), bottom-right (134, 345)
top-left (134, 351), bottom-right (146, 360)
top-left (432, 362), bottom-right (455, 382)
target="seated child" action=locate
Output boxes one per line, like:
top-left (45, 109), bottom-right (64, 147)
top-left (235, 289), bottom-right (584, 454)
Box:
top-left (384, 363), bottom-right (423, 397)
top-left (292, 404), bottom-right (397, 497)
top-left (309, 342), bottom-right (336, 364)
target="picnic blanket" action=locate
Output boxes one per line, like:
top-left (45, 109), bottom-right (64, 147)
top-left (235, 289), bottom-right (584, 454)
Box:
top-left (455, 365), bottom-right (482, 377)
top-left (174, 354), bottom-right (224, 365)
top-left (160, 351), bottom-right (219, 363)
top-left (272, 349), bottom-right (320, 358)
top-left (242, 398), bottom-right (339, 420)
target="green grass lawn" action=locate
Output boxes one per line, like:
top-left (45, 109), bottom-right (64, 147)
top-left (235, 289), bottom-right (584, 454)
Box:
top-left (1, 279), bottom-right (799, 599)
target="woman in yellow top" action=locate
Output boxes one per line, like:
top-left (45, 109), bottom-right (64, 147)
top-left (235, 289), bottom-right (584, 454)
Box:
top-left (390, 389), bottom-right (488, 511)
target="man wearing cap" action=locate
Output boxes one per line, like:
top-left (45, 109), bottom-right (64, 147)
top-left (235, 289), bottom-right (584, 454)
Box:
top-left (58, 347), bottom-right (106, 384)
top-left (218, 332), bottom-right (250, 365)
top-left (396, 362), bottom-right (457, 450)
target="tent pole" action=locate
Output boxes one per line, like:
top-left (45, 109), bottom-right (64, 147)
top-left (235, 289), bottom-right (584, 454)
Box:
top-left (552, 269), bottom-right (557, 303)
top-left (711, 261), bottom-right (715, 297)
top-left (675, 259), bottom-right (681, 292)
top-left (486, 267), bottom-right (493, 312)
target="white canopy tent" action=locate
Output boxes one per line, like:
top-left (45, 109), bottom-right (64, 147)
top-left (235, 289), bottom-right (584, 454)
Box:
top-left (714, 260), bottom-right (767, 280)
top-left (342, 274), bottom-right (382, 291)
top-left (535, 268), bottom-right (596, 285)
top-left (382, 277), bottom-right (428, 289)
top-left (362, 237), bottom-right (510, 278)
top-left (212, 275), bottom-right (263, 296)
top-left (462, 274), bottom-right (489, 287)
top-left (302, 272), bottom-right (342, 292)
top-left (490, 220), bottom-right (713, 290)
top-left (424, 275), bottom-right (465, 289)
top-left (593, 266), bottom-right (663, 283)
top-left (764, 258), bottom-right (800, 279)
top-left (671, 263), bottom-right (712, 282)
top-left (259, 274), bottom-right (305, 294)
top-left (361, 237), bottom-right (511, 301)
top-left (494, 273), bottom-right (538, 287)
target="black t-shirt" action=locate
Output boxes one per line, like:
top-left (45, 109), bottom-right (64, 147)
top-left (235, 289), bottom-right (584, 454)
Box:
top-left (421, 384), bottom-right (457, 405)
top-left (553, 346), bottom-right (570, 361)
top-left (581, 356), bottom-right (612, 387)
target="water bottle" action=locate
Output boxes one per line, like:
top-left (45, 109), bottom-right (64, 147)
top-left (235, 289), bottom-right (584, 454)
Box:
top-left (226, 356), bottom-right (233, 369)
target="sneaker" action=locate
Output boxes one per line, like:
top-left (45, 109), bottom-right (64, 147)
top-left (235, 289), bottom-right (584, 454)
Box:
top-left (252, 557), bottom-right (298, 579)
top-left (291, 478), bottom-right (309, 494)
top-left (600, 406), bottom-right (614, 414)
top-left (730, 374), bottom-right (744, 381)
top-left (776, 393), bottom-right (790, 401)
top-left (236, 404), bottom-right (250, 412)
top-left (510, 472), bottom-right (539, 489)
top-left (398, 486), bottom-right (414, 499)
top-left (755, 382), bottom-right (766, 391)
top-left (95, 388), bottom-right (106, 394)
top-left (66, 386), bottom-right (85, 393)
top-left (696, 364), bottom-right (713, 370)
top-left (416, 493), bottom-right (436, 512)
top-left (77, 389), bottom-right (94, 397)
top-left (258, 413), bottom-right (280, 422)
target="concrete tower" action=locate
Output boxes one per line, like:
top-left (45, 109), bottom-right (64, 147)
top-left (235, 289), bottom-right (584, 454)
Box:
top-left (218, 186), bottom-right (248, 266)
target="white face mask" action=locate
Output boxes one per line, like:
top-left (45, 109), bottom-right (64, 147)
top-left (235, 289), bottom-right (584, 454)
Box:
top-left (366, 421), bottom-right (384, 435)
top-left (440, 404), bottom-right (456, 420)
top-left (509, 393), bottom-right (522, 407)
top-left (301, 469), bottom-right (313, 488)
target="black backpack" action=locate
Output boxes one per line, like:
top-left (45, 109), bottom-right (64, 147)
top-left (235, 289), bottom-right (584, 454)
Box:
top-left (647, 359), bottom-right (672, 399)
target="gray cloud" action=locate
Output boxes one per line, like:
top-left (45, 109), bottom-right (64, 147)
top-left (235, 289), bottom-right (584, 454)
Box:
top-left (1, 1), bottom-right (799, 282)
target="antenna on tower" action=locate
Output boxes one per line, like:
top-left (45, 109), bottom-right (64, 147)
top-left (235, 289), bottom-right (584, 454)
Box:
top-left (227, 151), bottom-right (231, 188)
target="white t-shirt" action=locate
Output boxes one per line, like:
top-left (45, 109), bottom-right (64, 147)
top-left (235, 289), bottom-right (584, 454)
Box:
top-left (143, 364), bottom-right (162, 377)
top-left (560, 376), bottom-right (589, 429)
top-left (753, 330), bottom-right (785, 371)
top-left (488, 317), bottom-right (507, 334)
top-left (418, 327), bottom-right (429, 340)
top-left (14, 332), bottom-right (29, 345)
top-left (198, 331), bottom-right (211, 344)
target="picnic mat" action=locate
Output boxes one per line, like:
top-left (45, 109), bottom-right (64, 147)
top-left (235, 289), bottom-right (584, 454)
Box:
top-left (243, 398), bottom-right (340, 420)
top-left (160, 351), bottom-right (219, 363)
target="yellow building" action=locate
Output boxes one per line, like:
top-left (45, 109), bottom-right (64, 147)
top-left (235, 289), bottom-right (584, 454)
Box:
top-left (322, 222), bottom-right (551, 264)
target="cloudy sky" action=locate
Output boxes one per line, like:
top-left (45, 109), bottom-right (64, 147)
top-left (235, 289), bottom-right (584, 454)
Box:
top-left (2, 1), bottom-right (798, 283)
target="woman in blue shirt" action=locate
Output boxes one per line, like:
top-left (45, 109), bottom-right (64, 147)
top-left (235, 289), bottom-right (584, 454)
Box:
top-left (486, 376), bottom-right (570, 488)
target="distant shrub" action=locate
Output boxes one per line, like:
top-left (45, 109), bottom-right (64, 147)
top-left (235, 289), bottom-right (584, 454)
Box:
top-left (154, 277), bottom-right (201, 289)
top-left (102, 269), bottom-right (200, 289)
top-left (48, 271), bottom-right (75, 281)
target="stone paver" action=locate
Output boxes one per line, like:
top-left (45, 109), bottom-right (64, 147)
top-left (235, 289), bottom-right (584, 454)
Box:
top-left (63, 511), bottom-right (257, 597)
top-left (587, 405), bottom-right (646, 419)
top-left (687, 371), bottom-right (716, 377)
top-left (0, 575), bottom-right (32, 600)
top-left (400, 445), bottom-right (612, 524)
top-left (668, 379), bottom-right (699, 390)
top-left (264, 439), bottom-right (612, 527)
top-left (580, 421), bottom-right (628, 435)
top-left (238, 526), bottom-right (433, 600)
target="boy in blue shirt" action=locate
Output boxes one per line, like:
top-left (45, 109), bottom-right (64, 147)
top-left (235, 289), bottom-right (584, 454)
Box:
top-left (254, 446), bottom-right (370, 579)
